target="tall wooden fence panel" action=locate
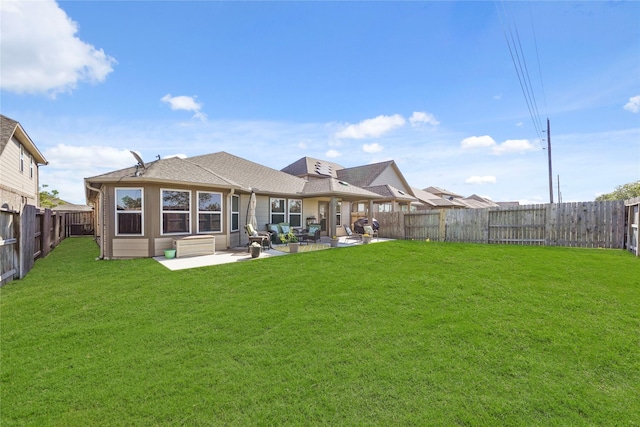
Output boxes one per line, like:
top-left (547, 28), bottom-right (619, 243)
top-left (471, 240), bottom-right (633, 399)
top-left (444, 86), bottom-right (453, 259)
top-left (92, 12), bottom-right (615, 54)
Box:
top-left (489, 205), bottom-right (546, 245)
top-left (0, 209), bottom-right (19, 285)
top-left (1, 205), bottom-right (67, 285)
top-left (379, 200), bottom-right (628, 249)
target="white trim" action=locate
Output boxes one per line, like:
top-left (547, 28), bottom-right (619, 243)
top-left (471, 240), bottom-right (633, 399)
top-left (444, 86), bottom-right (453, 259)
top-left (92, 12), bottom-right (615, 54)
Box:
top-left (115, 187), bottom-right (144, 236)
top-left (161, 188), bottom-right (191, 236)
top-left (231, 194), bottom-right (240, 232)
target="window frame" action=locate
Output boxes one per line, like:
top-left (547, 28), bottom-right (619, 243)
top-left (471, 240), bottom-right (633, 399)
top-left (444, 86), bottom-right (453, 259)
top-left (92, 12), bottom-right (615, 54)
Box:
top-left (161, 188), bottom-right (191, 236)
top-left (288, 199), bottom-right (302, 228)
top-left (231, 194), bottom-right (240, 232)
top-left (115, 187), bottom-right (144, 236)
top-left (270, 197), bottom-right (286, 224)
top-left (197, 191), bottom-right (223, 234)
top-left (19, 144), bottom-right (24, 173)
top-left (336, 201), bottom-right (342, 226)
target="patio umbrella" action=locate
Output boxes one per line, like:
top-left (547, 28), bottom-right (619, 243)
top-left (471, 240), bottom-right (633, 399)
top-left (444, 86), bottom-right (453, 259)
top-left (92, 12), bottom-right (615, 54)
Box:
top-left (248, 192), bottom-right (257, 229)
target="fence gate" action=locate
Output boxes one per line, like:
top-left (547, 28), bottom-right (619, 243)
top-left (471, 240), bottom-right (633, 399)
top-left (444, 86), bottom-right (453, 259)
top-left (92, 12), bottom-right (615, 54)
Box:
top-left (488, 205), bottom-right (546, 245)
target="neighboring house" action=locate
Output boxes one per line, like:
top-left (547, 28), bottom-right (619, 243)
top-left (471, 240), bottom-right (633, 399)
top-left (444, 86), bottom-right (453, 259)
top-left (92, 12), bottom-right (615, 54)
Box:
top-left (282, 157), bottom-right (418, 224)
top-left (410, 186), bottom-right (464, 210)
top-left (85, 151), bottom-right (381, 259)
top-left (0, 115), bottom-right (48, 212)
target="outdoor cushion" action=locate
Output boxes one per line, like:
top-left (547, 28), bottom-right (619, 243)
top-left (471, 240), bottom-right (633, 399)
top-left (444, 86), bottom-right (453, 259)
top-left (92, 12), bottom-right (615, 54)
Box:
top-left (279, 223), bottom-right (290, 234)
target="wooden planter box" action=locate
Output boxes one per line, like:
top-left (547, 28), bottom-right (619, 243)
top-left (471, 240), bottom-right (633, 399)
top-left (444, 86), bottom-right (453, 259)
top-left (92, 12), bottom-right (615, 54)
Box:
top-left (173, 235), bottom-right (215, 258)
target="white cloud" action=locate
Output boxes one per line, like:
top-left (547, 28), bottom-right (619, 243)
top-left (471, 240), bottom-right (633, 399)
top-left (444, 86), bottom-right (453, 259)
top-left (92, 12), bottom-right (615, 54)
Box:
top-left (492, 139), bottom-right (537, 155)
top-left (362, 143), bottom-right (383, 153)
top-left (623, 95), bottom-right (640, 113)
top-left (409, 111), bottom-right (440, 127)
top-left (335, 114), bottom-right (405, 139)
top-left (465, 176), bottom-right (497, 184)
top-left (460, 136), bottom-right (537, 155)
top-left (461, 135), bottom-right (496, 150)
top-left (0, 0), bottom-right (116, 96)
top-left (161, 94), bottom-right (207, 121)
top-left (44, 144), bottom-right (135, 170)
top-left (516, 122), bottom-right (524, 127)
top-left (325, 149), bottom-right (341, 158)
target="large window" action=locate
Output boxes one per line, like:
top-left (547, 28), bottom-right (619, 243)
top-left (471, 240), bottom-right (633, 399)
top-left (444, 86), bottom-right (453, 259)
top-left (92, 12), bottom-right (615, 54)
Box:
top-left (198, 191), bottom-right (222, 233)
top-left (289, 199), bottom-right (302, 227)
top-left (116, 188), bottom-right (143, 236)
top-left (270, 198), bottom-right (286, 224)
top-left (231, 195), bottom-right (239, 232)
top-left (19, 145), bottom-right (24, 172)
top-left (336, 202), bottom-right (342, 226)
top-left (270, 198), bottom-right (302, 226)
top-left (162, 189), bottom-right (190, 235)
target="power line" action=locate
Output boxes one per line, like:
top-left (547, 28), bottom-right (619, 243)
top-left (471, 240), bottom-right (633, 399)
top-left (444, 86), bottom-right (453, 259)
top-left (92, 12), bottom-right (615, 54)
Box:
top-left (495, 1), bottom-right (545, 146)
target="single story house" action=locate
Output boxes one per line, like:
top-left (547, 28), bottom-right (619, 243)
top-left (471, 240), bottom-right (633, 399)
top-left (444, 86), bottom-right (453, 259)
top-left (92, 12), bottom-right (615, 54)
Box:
top-left (85, 151), bottom-right (381, 259)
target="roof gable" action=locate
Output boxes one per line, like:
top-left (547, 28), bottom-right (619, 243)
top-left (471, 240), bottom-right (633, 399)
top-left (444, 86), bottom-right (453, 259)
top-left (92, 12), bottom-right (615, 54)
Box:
top-left (281, 156), bottom-right (345, 178)
top-left (0, 114), bottom-right (48, 164)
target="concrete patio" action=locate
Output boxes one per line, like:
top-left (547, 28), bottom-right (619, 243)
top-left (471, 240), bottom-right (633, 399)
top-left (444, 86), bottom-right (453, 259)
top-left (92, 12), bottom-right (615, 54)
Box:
top-left (153, 236), bottom-right (391, 271)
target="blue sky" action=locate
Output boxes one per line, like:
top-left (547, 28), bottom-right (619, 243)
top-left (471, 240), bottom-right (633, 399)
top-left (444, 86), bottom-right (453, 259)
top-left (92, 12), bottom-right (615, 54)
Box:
top-left (2, 0), bottom-right (638, 205)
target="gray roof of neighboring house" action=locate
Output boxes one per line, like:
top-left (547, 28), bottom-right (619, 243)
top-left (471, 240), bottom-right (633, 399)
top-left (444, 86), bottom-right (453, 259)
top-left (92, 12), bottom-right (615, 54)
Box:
top-left (51, 203), bottom-right (94, 212)
top-left (336, 160), bottom-right (395, 187)
top-left (367, 184), bottom-right (417, 201)
top-left (0, 114), bottom-right (47, 164)
top-left (281, 156), bottom-right (345, 179)
top-left (302, 178), bottom-right (382, 199)
top-left (411, 186), bottom-right (462, 207)
top-left (424, 186), bottom-right (464, 199)
top-left (462, 194), bottom-right (500, 208)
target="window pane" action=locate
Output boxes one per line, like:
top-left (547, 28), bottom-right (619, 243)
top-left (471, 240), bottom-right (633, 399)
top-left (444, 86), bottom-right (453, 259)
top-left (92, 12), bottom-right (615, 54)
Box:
top-left (272, 213), bottom-right (285, 224)
top-left (289, 199), bottom-right (301, 213)
top-left (163, 190), bottom-right (190, 210)
top-left (232, 195), bottom-right (239, 211)
top-left (199, 192), bottom-right (221, 211)
top-left (118, 212), bottom-right (142, 234)
top-left (231, 213), bottom-right (239, 231)
top-left (163, 213), bottom-right (189, 233)
top-left (199, 213), bottom-right (221, 232)
top-left (116, 189), bottom-right (142, 210)
top-left (289, 214), bottom-right (302, 228)
top-left (271, 198), bottom-right (285, 213)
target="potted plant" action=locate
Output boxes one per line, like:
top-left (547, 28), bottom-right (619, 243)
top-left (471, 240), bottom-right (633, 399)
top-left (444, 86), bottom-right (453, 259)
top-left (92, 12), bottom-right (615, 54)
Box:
top-left (250, 241), bottom-right (261, 258)
top-left (330, 235), bottom-right (339, 248)
top-left (362, 233), bottom-right (371, 244)
top-left (287, 232), bottom-right (300, 253)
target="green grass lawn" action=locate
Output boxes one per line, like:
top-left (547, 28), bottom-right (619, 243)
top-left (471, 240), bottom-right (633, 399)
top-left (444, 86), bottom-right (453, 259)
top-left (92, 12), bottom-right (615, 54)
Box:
top-left (1, 237), bottom-right (639, 426)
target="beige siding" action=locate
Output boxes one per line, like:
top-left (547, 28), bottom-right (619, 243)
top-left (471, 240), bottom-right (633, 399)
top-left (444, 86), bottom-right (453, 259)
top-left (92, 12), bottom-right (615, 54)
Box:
top-left (0, 137), bottom-right (39, 211)
top-left (112, 238), bottom-right (149, 258)
top-left (371, 165), bottom-right (410, 192)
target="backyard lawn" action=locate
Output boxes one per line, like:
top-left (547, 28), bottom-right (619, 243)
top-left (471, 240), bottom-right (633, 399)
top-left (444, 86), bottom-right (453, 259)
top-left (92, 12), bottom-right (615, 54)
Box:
top-left (1, 237), bottom-right (639, 426)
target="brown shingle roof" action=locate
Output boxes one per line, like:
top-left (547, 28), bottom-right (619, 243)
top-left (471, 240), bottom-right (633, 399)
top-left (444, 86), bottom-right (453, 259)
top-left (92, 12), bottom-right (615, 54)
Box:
top-left (336, 160), bottom-right (395, 187)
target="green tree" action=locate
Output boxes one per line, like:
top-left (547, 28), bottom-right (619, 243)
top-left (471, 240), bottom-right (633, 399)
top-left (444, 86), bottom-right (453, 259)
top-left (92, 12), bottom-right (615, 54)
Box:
top-left (595, 180), bottom-right (640, 201)
top-left (39, 184), bottom-right (65, 208)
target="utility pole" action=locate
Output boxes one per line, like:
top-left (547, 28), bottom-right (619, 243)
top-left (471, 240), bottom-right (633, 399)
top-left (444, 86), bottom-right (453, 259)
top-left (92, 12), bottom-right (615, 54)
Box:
top-left (547, 118), bottom-right (553, 204)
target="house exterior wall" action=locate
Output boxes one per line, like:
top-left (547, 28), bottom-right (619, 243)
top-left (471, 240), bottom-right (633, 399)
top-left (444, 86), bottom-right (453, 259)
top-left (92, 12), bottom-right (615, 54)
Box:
top-left (370, 165), bottom-right (411, 193)
top-left (0, 136), bottom-right (40, 211)
top-left (100, 183), bottom-right (235, 259)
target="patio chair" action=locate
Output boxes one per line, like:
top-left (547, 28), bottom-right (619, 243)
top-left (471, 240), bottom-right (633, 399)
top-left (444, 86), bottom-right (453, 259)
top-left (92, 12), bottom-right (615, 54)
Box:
top-left (301, 223), bottom-right (322, 243)
top-left (266, 223), bottom-right (281, 244)
top-left (343, 225), bottom-right (363, 242)
top-left (245, 223), bottom-right (272, 251)
top-left (363, 225), bottom-right (378, 240)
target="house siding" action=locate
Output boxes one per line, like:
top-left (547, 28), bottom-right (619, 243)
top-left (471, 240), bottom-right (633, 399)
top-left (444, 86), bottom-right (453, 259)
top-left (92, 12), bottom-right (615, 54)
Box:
top-left (370, 165), bottom-right (411, 193)
top-left (0, 136), bottom-right (39, 211)
top-left (102, 183), bottom-right (235, 259)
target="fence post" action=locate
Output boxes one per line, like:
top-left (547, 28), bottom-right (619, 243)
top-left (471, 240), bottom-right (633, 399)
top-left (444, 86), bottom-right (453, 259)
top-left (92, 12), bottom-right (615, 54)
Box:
top-left (19, 205), bottom-right (36, 279)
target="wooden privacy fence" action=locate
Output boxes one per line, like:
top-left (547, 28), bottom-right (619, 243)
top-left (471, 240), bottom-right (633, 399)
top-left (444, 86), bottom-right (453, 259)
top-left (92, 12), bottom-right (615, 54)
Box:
top-left (0, 206), bottom-right (90, 285)
top-left (377, 200), bottom-right (629, 250)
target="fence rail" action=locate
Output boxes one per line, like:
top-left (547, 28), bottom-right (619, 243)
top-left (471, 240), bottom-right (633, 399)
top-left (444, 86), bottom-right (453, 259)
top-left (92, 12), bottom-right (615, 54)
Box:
top-left (0, 206), bottom-right (94, 285)
top-left (376, 200), bottom-right (631, 251)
